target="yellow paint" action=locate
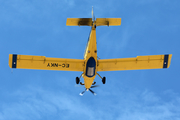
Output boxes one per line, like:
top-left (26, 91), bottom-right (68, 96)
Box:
top-left (97, 54), bottom-right (172, 71)
top-left (66, 18), bottom-right (92, 26)
top-left (9, 54), bottom-right (84, 71)
top-left (168, 54), bottom-right (172, 68)
top-left (8, 54), bottom-right (12, 68)
top-left (96, 18), bottom-right (121, 26)
top-left (8, 13), bottom-right (173, 90)
top-left (83, 25), bottom-right (97, 89)
top-left (66, 18), bottom-right (121, 27)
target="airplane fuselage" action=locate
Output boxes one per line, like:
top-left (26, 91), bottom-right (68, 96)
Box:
top-left (83, 24), bottom-right (97, 89)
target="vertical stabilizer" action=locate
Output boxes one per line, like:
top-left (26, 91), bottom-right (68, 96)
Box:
top-left (92, 6), bottom-right (95, 22)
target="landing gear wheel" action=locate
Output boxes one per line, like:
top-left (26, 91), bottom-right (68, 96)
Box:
top-left (76, 77), bottom-right (80, 84)
top-left (102, 77), bottom-right (106, 84)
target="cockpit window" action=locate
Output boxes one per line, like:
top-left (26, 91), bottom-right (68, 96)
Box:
top-left (87, 67), bottom-right (94, 76)
top-left (85, 57), bottom-right (96, 77)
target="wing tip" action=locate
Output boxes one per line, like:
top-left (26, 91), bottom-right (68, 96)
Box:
top-left (167, 54), bottom-right (172, 68)
top-left (9, 54), bottom-right (17, 68)
top-left (163, 54), bottom-right (172, 68)
top-left (8, 54), bottom-right (13, 68)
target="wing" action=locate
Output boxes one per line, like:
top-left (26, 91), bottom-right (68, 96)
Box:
top-left (97, 54), bottom-right (172, 71)
top-left (9, 54), bottom-right (85, 71)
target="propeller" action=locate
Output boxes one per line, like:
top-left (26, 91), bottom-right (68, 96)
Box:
top-left (89, 89), bottom-right (97, 95)
top-left (79, 85), bottom-right (99, 96)
top-left (79, 89), bottom-right (87, 96)
top-left (91, 85), bottom-right (99, 88)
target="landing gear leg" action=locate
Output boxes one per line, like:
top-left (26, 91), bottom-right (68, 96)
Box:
top-left (76, 73), bottom-right (83, 84)
top-left (92, 82), bottom-right (96, 85)
top-left (97, 73), bottom-right (106, 84)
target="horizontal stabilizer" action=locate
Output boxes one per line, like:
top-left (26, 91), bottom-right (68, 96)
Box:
top-left (66, 18), bottom-right (92, 26)
top-left (96, 18), bottom-right (121, 26)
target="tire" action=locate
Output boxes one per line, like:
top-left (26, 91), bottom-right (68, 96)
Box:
top-left (102, 77), bottom-right (106, 84)
top-left (76, 77), bottom-right (80, 84)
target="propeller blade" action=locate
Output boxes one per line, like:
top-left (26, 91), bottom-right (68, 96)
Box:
top-left (91, 85), bottom-right (99, 88)
top-left (89, 89), bottom-right (97, 95)
top-left (79, 89), bottom-right (86, 96)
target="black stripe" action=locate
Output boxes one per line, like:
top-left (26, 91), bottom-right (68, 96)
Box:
top-left (163, 54), bottom-right (169, 68)
top-left (12, 54), bottom-right (17, 68)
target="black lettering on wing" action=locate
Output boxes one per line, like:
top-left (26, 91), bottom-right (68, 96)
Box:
top-left (66, 64), bottom-right (69, 68)
top-left (47, 63), bottom-right (50, 67)
top-left (51, 63), bottom-right (55, 67)
top-left (54, 63), bottom-right (58, 67)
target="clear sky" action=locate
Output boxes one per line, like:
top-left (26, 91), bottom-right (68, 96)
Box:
top-left (0, 0), bottom-right (180, 120)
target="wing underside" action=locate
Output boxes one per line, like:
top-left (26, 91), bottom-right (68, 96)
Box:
top-left (97, 54), bottom-right (172, 71)
top-left (9, 54), bottom-right (85, 71)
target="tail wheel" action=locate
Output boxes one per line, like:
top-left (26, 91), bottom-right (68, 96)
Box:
top-left (102, 77), bottom-right (106, 84)
top-left (76, 77), bottom-right (80, 84)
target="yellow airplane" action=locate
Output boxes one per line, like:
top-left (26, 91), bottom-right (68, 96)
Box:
top-left (9, 8), bottom-right (172, 96)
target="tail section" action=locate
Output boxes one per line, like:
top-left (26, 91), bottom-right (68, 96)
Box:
top-left (66, 18), bottom-right (121, 27)
top-left (66, 7), bottom-right (121, 27)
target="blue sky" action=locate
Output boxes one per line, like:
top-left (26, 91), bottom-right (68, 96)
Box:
top-left (0, 0), bottom-right (180, 120)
